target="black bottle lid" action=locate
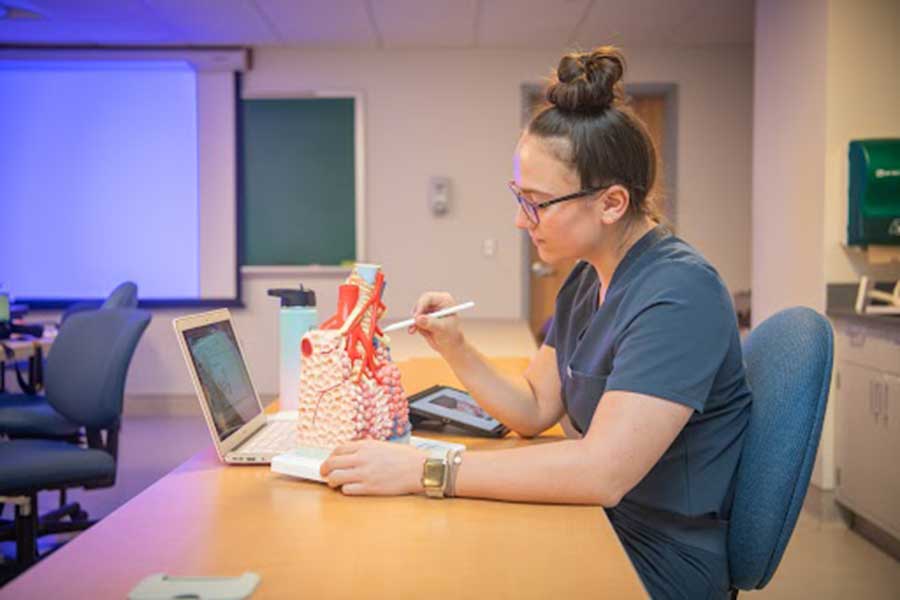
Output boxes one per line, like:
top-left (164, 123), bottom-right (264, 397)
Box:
top-left (267, 285), bottom-right (317, 307)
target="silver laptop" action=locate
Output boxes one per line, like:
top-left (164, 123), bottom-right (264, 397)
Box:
top-left (174, 308), bottom-right (298, 464)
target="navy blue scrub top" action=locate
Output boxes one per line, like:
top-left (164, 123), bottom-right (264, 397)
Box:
top-left (545, 225), bottom-right (752, 598)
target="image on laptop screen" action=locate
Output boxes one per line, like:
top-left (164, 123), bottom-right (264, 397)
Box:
top-left (182, 320), bottom-right (261, 441)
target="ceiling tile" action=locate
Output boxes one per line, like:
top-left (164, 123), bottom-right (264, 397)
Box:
top-left (477, 0), bottom-right (590, 48)
top-left (372, 0), bottom-right (478, 48)
top-left (5, 0), bottom-right (150, 20)
top-left (254, 0), bottom-right (377, 47)
top-left (668, 0), bottom-right (754, 45)
top-left (0, 0), bottom-right (754, 48)
top-left (573, 0), bottom-right (706, 48)
top-left (0, 21), bottom-right (175, 44)
top-left (146, 0), bottom-right (279, 45)
top-left (0, 1), bottom-right (174, 44)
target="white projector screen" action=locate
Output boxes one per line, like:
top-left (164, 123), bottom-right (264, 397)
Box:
top-left (0, 57), bottom-right (239, 306)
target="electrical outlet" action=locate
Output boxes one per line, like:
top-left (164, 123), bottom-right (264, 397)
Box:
top-left (482, 238), bottom-right (496, 258)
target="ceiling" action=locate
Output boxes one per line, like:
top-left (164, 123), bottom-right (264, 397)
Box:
top-left (0, 0), bottom-right (754, 49)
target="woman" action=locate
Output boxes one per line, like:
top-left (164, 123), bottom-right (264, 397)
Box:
top-left (320, 46), bottom-right (751, 599)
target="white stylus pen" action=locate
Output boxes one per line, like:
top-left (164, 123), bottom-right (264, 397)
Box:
top-left (381, 301), bottom-right (476, 333)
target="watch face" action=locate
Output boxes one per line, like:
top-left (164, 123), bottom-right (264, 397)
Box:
top-left (423, 458), bottom-right (447, 488)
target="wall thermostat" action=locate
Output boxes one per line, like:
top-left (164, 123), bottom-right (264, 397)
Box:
top-left (429, 176), bottom-right (451, 216)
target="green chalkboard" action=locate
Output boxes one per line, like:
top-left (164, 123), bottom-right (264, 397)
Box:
top-left (240, 98), bottom-right (356, 265)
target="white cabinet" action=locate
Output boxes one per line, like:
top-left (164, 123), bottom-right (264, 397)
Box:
top-left (884, 374), bottom-right (900, 534)
top-left (835, 364), bottom-right (900, 536)
top-left (833, 322), bottom-right (900, 540)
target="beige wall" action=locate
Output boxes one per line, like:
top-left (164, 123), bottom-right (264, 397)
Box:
top-left (245, 45), bottom-right (754, 316)
top-left (99, 44), bottom-right (754, 399)
top-left (753, 0), bottom-right (900, 490)
top-left (752, 0), bottom-right (829, 323)
top-left (823, 0), bottom-right (900, 283)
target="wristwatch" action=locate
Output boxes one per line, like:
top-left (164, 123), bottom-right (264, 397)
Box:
top-left (421, 457), bottom-right (448, 498)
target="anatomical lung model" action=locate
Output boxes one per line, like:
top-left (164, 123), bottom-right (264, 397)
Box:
top-left (297, 264), bottom-right (409, 447)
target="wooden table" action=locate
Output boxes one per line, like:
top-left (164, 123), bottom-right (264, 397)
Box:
top-left (0, 334), bottom-right (54, 394)
top-left (0, 336), bottom-right (53, 361)
top-left (0, 358), bottom-right (646, 599)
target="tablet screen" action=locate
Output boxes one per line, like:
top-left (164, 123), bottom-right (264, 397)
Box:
top-left (409, 387), bottom-right (502, 432)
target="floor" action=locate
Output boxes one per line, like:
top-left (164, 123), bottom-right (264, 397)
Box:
top-left (758, 512), bottom-right (900, 598)
top-left (2, 415), bottom-right (899, 597)
top-left (0, 416), bottom-right (210, 570)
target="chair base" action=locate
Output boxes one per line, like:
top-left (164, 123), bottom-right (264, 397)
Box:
top-left (0, 495), bottom-right (37, 570)
top-left (0, 493), bottom-right (94, 572)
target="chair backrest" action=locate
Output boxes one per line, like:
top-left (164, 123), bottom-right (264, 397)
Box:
top-left (101, 281), bottom-right (139, 309)
top-left (45, 308), bottom-right (151, 429)
top-left (60, 281), bottom-right (139, 325)
top-left (728, 307), bottom-right (833, 590)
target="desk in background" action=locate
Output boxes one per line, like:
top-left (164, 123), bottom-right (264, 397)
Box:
top-left (0, 357), bottom-right (646, 599)
top-left (0, 334), bottom-right (54, 394)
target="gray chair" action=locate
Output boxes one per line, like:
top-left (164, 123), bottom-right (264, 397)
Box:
top-left (727, 307), bottom-right (834, 597)
top-left (0, 281), bottom-right (140, 436)
top-left (0, 308), bottom-right (151, 574)
top-left (0, 282), bottom-right (139, 397)
top-left (59, 281), bottom-right (138, 326)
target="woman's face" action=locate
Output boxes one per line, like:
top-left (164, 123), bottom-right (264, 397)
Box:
top-left (513, 133), bottom-right (605, 263)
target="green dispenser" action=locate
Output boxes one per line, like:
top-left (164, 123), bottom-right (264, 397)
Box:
top-left (848, 139), bottom-right (900, 246)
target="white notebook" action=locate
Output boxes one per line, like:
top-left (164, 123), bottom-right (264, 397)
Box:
top-left (271, 436), bottom-right (466, 483)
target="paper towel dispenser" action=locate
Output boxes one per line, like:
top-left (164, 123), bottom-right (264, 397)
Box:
top-left (848, 139), bottom-right (900, 246)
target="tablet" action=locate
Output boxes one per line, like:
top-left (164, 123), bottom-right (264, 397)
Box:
top-left (407, 385), bottom-right (509, 438)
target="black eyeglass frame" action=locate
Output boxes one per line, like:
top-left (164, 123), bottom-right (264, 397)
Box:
top-left (508, 180), bottom-right (609, 225)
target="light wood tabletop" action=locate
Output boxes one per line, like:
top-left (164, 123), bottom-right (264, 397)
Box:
top-left (0, 335), bottom-right (54, 362)
top-left (0, 357), bottom-right (646, 599)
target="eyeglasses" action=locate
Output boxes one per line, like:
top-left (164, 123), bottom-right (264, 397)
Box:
top-left (508, 180), bottom-right (608, 225)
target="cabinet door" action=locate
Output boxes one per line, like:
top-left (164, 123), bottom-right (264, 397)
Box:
top-left (836, 363), bottom-right (878, 511)
top-left (883, 374), bottom-right (900, 535)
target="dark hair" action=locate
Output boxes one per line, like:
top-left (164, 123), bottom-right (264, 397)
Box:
top-left (528, 46), bottom-right (660, 221)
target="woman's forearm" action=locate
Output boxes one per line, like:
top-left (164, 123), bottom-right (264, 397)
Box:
top-left (453, 440), bottom-right (620, 506)
top-left (449, 390), bottom-right (694, 507)
top-left (440, 339), bottom-right (548, 436)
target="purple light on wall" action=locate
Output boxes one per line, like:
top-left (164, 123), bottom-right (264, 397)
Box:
top-left (0, 60), bottom-right (200, 300)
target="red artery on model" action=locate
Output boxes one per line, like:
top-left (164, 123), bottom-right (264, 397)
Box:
top-left (319, 272), bottom-right (387, 382)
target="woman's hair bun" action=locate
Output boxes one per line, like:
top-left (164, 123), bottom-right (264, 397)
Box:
top-left (546, 46), bottom-right (625, 113)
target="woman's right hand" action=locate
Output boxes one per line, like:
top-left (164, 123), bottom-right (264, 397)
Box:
top-left (408, 292), bottom-right (465, 356)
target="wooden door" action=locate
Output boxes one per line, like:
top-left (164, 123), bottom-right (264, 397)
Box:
top-left (527, 93), bottom-right (668, 342)
top-left (630, 95), bottom-right (668, 221)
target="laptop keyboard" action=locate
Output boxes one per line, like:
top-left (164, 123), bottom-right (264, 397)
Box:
top-left (239, 421), bottom-right (297, 454)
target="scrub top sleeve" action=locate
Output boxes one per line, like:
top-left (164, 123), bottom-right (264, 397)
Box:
top-left (605, 266), bottom-right (733, 413)
top-left (543, 316), bottom-right (558, 348)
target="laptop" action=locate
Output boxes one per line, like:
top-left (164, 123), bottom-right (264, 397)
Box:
top-left (174, 308), bottom-right (298, 464)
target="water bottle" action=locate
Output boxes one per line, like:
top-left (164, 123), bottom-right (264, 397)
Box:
top-left (267, 285), bottom-right (318, 412)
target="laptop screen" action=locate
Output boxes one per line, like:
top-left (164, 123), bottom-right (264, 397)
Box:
top-left (182, 319), bottom-right (261, 441)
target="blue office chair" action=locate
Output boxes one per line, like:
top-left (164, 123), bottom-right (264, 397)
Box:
top-left (727, 307), bottom-right (834, 597)
top-left (59, 280), bottom-right (138, 326)
top-left (0, 282), bottom-right (139, 397)
top-left (0, 281), bottom-right (140, 434)
top-left (0, 308), bottom-right (151, 571)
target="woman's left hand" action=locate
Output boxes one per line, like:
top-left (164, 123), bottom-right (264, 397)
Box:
top-left (320, 440), bottom-right (429, 496)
